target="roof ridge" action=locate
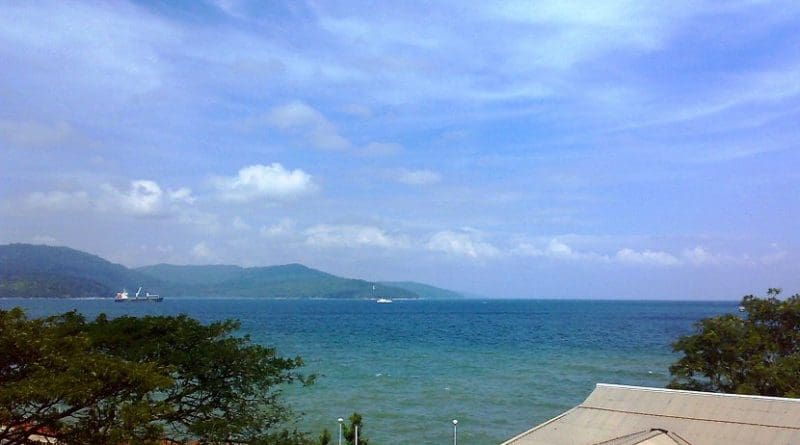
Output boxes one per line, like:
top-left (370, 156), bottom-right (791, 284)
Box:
top-left (595, 383), bottom-right (800, 403)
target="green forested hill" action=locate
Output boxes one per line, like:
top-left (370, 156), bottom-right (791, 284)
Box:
top-left (0, 244), bottom-right (461, 299)
top-left (0, 244), bottom-right (159, 298)
top-left (136, 263), bottom-right (418, 299)
top-left (135, 264), bottom-right (243, 286)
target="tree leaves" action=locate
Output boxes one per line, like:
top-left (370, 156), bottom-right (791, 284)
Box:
top-left (0, 308), bottom-right (311, 444)
top-left (668, 289), bottom-right (800, 397)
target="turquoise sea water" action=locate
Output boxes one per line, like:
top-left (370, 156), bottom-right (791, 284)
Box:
top-left (1, 298), bottom-right (736, 444)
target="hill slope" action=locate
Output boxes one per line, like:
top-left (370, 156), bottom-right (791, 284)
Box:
top-left (380, 281), bottom-right (466, 299)
top-left (136, 263), bottom-right (418, 299)
top-left (0, 244), bottom-right (158, 298)
top-left (135, 264), bottom-right (243, 286)
top-left (0, 244), bottom-right (449, 299)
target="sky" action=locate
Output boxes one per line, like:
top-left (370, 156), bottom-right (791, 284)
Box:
top-left (1, 0), bottom-right (799, 299)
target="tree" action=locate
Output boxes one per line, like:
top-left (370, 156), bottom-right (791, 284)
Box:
top-left (0, 308), bottom-right (313, 444)
top-left (342, 413), bottom-right (370, 445)
top-left (317, 428), bottom-right (332, 445)
top-left (668, 289), bottom-right (800, 397)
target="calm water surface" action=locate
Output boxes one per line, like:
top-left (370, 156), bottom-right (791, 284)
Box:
top-left (1, 298), bottom-right (736, 444)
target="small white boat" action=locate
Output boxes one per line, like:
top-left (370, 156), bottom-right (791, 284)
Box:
top-left (370, 285), bottom-right (393, 303)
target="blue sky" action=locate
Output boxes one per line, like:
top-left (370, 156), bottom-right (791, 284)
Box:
top-left (1, 0), bottom-right (799, 299)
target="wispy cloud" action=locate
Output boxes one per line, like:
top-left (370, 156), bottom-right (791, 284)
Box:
top-left (426, 230), bottom-right (500, 259)
top-left (0, 119), bottom-right (73, 149)
top-left (395, 169), bottom-right (441, 186)
top-left (514, 238), bottom-right (605, 262)
top-left (0, 1), bottom-right (176, 112)
top-left (25, 181), bottom-right (194, 218)
top-left (260, 219), bottom-right (296, 238)
top-left (266, 101), bottom-right (351, 150)
top-left (25, 190), bottom-right (91, 212)
top-left (100, 180), bottom-right (195, 218)
top-left (488, 1), bottom-right (679, 69)
top-left (615, 248), bottom-right (681, 266)
top-left (231, 216), bottom-right (252, 231)
top-left (191, 241), bottom-right (216, 261)
top-left (512, 239), bottom-right (762, 268)
top-left (305, 224), bottom-right (409, 249)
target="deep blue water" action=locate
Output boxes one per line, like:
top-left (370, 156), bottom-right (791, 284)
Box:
top-left (0, 298), bottom-right (736, 444)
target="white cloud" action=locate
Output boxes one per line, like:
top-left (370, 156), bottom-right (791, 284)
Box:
top-left (24, 180), bottom-right (194, 218)
top-left (395, 168), bottom-right (441, 186)
top-left (212, 163), bottom-right (316, 202)
top-left (515, 240), bottom-right (785, 269)
top-left (266, 101), bottom-right (351, 150)
top-left (25, 190), bottom-right (90, 211)
top-left (543, 239), bottom-right (577, 259)
top-left (682, 246), bottom-right (721, 266)
top-left (305, 224), bottom-right (409, 249)
top-left (0, 119), bottom-right (73, 149)
top-left (515, 239), bottom-right (683, 266)
top-left (101, 180), bottom-right (164, 217)
top-left (260, 219), bottom-right (296, 238)
top-left (100, 180), bottom-right (195, 217)
top-left (680, 245), bottom-right (770, 267)
top-left (615, 248), bottom-right (681, 266)
top-left (490, 1), bottom-right (680, 70)
top-left (191, 241), bottom-right (215, 260)
top-left (426, 230), bottom-right (499, 259)
top-left (169, 187), bottom-right (196, 204)
top-left (515, 238), bottom-right (604, 261)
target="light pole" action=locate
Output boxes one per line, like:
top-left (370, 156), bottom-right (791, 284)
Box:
top-left (452, 419), bottom-right (458, 445)
top-left (354, 424), bottom-right (359, 445)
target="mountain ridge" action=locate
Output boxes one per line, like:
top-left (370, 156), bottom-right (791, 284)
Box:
top-left (0, 244), bottom-right (465, 300)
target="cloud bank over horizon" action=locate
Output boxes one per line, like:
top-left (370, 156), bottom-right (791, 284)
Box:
top-left (1, 0), bottom-right (798, 299)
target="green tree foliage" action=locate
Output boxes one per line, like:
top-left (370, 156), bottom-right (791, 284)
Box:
top-left (668, 289), bottom-right (800, 397)
top-left (317, 428), bottom-right (332, 445)
top-left (342, 413), bottom-right (370, 445)
top-left (0, 308), bottom-right (313, 444)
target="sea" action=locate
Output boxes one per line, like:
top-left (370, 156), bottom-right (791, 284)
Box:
top-left (0, 298), bottom-right (737, 445)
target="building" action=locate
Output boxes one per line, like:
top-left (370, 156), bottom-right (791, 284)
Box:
top-left (501, 383), bottom-right (800, 445)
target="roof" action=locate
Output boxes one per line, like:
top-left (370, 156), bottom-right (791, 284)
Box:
top-left (501, 384), bottom-right (800, 445)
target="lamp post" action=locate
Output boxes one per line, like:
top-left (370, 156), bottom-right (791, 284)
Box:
top-left (354, 424), bottom-right (359, 445)
top-left (452, 419), bottom-right (458, 445)
top-left (337, 418), bottom-right (344, 445)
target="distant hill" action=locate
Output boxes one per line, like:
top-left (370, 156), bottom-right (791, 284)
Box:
top-left (0, 244), bottom-right (159, 298)
top-left (135, 264), bottom-right (243, 286)
top-left (135, 263), bottom-right (418, 299)
top-left (380, 281), bottom-right (466, 299)
top-left (0, 244), bottom-right (464, 299)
